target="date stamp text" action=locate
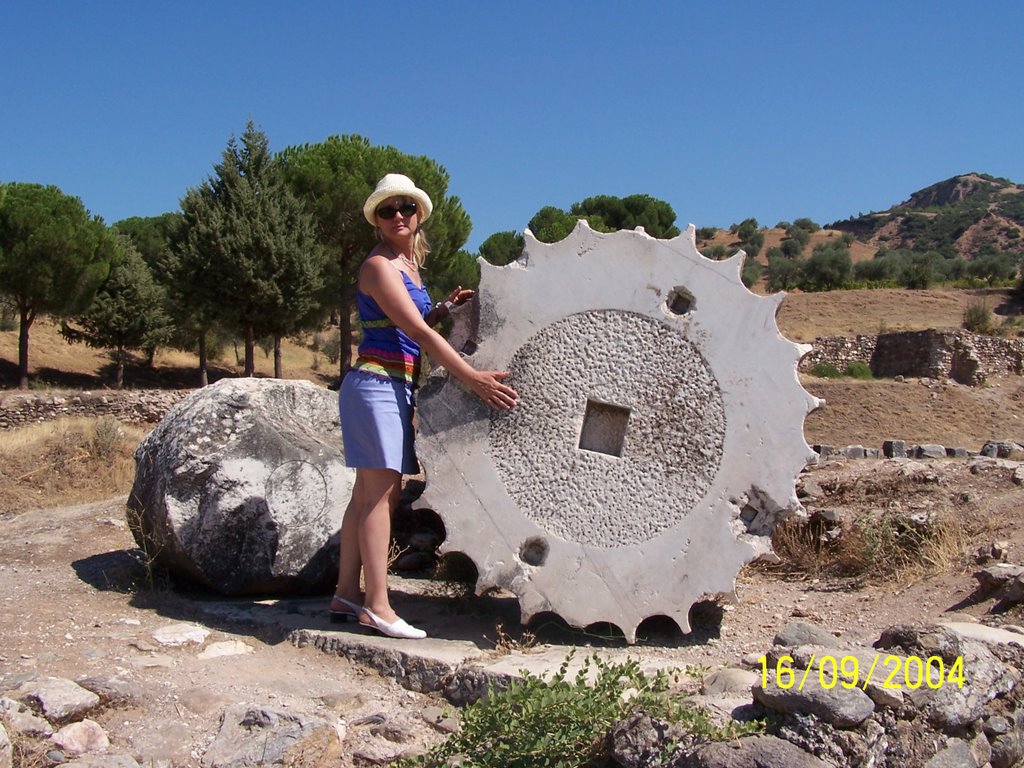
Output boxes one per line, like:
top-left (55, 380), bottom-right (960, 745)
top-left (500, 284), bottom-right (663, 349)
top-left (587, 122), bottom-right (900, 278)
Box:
top-left (758, 654), bottom-right (965, 691)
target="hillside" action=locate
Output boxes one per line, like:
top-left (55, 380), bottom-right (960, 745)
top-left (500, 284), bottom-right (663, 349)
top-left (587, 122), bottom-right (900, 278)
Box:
top-left (693, 173), bottom-right (1024, 275)
top-left (828, 172), bottom-right (1024, 259)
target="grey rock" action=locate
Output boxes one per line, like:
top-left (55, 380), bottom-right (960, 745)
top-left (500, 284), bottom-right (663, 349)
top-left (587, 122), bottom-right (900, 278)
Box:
top-left (990, 728), bottom-right (1024, 768)
top-left (75, 675), bottom-right (144, 707)
top-left (915, 444), bottom-right (948, 459)
top-left (609, 712), bottom-right (685, 768)
top-left (773, 620), bottom-right (839, 649)
top-left (883, 440), bottom-right (910, 458)
top-left (924, 738), bottom-right (979, 768)
top-left (753, 672), bottom-right (875, 727)
top-left (128, 378), bottom-right (354, 595)
top-left (840, 445), bottom-right (865, 459)
top-left (680, 735), bottom-right (828, 767)
top-left (0, 721), bottom-right (10, 768)
top-left (701, 668), bottom-right (758, 696)
top-left (9, 677), bottom-right (99, 723)
top-left (974, 563), bottom-right (1024, 591)
top-left (202, 705), bottom-right (342, 767)
top-left (1004, 574), bottom-right (1024, 603)
top-left (797, 478), bottom-right (825, 499)
top-left (420, 706), bottom-right (459, 735)
top-left (63, 756), bottom-right (141, 768)
top-left (0, 696), bottom-right (52, 736)
top-left (876, 624), bottom-right (1020, 729)
top-left (789, 645), bottom-right (903, 708)
top-left (981, 439), bottom-right (1024, 459)
top-left (972, 541), bottom-right (1010, 565)
top-left (370, 721), bottom-right (417, 744)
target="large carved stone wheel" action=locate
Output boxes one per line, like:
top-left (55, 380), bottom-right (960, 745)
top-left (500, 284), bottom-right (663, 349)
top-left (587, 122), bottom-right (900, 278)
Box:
top-left (415, 222), bottom-right (819, 642)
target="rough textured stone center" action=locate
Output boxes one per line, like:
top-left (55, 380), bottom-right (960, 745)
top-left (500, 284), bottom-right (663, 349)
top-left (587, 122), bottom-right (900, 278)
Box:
top-left (489, 310), bottom-right (726, 548)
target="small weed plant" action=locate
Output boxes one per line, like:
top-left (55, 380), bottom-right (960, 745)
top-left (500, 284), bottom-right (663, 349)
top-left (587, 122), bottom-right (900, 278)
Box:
top-left (402, 652), bottom-right (759, 768)
top-left (488, 622), bottom-right (537, 655)
top-left (809, 361), bottom-right (872, 380)
top-left (844, 361), bottom-right (873, 379)
top-left (810, 362), bottom-right (842, 379)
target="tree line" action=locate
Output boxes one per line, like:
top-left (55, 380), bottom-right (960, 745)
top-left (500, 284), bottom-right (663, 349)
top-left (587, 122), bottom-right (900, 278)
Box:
top-left (0, 122), bottom-right (687, 390)
top-left (4, 123), bottom-right (1020, 390)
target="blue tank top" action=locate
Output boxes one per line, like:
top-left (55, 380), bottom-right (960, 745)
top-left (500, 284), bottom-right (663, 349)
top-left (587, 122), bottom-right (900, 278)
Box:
top-left (351, 271), bottom-right (431, 385)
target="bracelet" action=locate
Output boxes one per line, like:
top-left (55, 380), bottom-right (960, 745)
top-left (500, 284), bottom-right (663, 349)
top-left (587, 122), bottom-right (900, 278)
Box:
top-left (435, 300), bottom-right (455, 313)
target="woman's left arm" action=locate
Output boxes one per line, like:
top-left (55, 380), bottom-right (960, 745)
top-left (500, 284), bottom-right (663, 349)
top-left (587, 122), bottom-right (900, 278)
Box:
top-left (425, 286), bottom-right (475, 327)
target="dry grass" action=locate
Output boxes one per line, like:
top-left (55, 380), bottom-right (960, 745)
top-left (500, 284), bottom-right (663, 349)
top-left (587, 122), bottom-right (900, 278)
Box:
top-left (769, 465), bottom-right (982, 583)
top-left (0, 417), bottom-right (150, 514)
top-left (770, 511), bottom-right (970, 583)
top-left (487, 622), bottom-right (538, 655)
top-left (0, 315), bottom-right (342, 389)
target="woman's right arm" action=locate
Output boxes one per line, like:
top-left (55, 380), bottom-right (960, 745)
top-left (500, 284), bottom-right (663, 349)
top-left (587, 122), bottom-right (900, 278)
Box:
top-left (360, 258), bottom-right (519, 410)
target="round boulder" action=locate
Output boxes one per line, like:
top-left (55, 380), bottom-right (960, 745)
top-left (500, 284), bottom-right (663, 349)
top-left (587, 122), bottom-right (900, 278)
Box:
top-left (127, 378), bottom-right (352, 595)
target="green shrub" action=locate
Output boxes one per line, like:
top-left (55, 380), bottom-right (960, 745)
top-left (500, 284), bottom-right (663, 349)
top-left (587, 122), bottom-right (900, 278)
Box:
top-left (314, 329), bottom-right (342, 364)
top-left (0, 300), bottom-right (16, 332)
top-left (810, 363), bottom-right (842, 378)
top-left (844, 361), bottom-right (873, 379)
top-left (962, 300), bottom-right (996, 335)
top-left (402, 652), bottom-right (757, 768)
top-left (741, 258), bottom-right (762, 288)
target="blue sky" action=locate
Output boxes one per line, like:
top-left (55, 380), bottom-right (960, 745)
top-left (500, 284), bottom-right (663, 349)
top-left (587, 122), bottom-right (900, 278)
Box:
top-left (3, 1), bottom-right (1022, 252)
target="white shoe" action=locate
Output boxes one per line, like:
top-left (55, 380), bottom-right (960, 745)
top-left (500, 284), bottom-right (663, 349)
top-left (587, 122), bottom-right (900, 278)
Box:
top-left (359, 606), bottom-right (427, 639)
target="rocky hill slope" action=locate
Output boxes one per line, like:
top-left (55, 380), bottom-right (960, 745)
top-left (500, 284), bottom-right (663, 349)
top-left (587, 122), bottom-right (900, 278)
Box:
top-left (829, 172), bottom-right (1024, 259)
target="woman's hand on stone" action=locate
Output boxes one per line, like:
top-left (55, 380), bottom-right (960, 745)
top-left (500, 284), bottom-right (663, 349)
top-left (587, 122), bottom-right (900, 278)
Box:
top-left (471, 371), bottom-right (518, 410)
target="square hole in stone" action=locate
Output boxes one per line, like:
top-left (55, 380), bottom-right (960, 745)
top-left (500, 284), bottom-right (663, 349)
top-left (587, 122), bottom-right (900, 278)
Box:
top-left (578, 399), bottom-right (631, 457)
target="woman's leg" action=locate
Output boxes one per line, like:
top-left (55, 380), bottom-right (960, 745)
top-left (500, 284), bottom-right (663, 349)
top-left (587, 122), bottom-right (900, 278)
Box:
top-left (334, 471), bottom-right (366, 605)
top-left (355, 467), bottom-right (403, 624)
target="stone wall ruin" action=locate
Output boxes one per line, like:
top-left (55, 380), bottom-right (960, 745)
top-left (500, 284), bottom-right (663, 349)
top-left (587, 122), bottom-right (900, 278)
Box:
top-left (799, 330), bottom-right (1024, 385)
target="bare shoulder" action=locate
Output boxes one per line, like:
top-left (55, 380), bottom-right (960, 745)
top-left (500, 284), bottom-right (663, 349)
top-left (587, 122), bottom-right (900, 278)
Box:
top-left (358, 251), bottom-right (400, 288)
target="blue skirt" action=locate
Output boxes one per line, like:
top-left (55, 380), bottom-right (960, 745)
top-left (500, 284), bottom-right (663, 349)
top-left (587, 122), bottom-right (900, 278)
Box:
top-left (339, 369), bottom-right (417, 475)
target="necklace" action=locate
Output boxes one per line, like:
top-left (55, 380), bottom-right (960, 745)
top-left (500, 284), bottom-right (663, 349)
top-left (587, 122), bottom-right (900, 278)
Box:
top-left (383, 242), bottom-right (417, 271)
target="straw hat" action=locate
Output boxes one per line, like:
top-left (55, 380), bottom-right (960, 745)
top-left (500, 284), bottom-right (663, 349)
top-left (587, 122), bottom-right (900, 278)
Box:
top-left (362, 173), bottom-right (433, 226)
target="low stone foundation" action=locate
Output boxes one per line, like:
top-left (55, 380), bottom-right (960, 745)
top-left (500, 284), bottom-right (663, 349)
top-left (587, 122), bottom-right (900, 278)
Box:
top-left (799, 330), bottom-right (1024, 385)
top-left (0, 389), bottom-right (190, 431)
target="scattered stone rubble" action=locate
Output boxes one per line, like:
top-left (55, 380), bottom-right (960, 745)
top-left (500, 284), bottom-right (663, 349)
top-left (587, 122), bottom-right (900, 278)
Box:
top-left (0, 621), bottom-right (446, 767)
top-left (812, 438), bottom-right (1024, 462)
top-left (608, 619), bottom-right (1024, 768)
top-left (8, 617), bottom-right (1024, 767)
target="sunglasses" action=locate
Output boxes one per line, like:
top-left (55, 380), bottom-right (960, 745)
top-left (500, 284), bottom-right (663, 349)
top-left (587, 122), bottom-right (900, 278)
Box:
top-left (376, 202), bottom-right (418, 220)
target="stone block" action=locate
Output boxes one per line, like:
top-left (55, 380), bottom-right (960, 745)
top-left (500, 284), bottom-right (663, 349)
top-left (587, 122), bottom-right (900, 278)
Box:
top-left (883, 439), bottom-right (909, 458)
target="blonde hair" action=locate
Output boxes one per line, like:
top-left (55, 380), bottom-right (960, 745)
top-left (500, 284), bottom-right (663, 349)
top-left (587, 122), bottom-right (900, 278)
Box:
top-left (411, 230), bottom-right (431, 269)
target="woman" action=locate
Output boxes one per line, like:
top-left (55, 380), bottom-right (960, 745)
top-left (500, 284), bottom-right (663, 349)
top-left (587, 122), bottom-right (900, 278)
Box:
top-left (331, 173), bottom-right (519, 639)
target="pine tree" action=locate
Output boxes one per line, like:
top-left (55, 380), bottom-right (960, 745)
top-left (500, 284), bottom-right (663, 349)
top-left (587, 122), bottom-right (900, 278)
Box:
top-left (0, 182), bottom-right (116, 388)
top-left (61, 236), bottom-right (172, 387)
top-left (177, 121), bottom-right (327, 379)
